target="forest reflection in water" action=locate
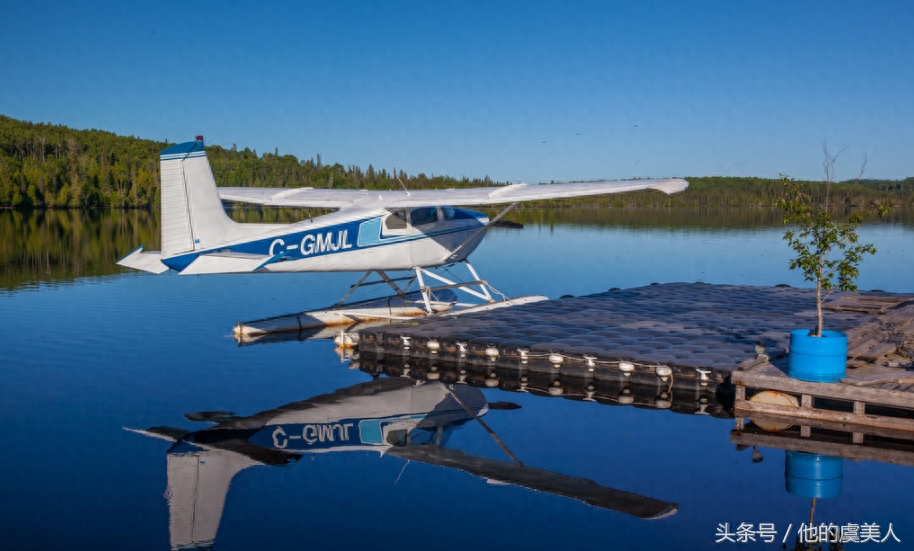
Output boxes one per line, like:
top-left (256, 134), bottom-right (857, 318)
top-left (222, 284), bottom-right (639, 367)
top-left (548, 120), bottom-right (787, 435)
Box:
top-left (2, 206), bottom-right (913, 292)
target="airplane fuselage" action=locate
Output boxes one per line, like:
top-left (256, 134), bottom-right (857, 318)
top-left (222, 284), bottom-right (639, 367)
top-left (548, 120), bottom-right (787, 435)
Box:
top-left (178, 379), bottom-right (489, 454)
top-left (161, 206), bottom-right (489, 273)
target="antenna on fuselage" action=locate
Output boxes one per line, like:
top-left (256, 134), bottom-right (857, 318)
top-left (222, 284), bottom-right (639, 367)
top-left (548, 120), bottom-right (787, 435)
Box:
top-left (396, 176), bottom-right (410, 196)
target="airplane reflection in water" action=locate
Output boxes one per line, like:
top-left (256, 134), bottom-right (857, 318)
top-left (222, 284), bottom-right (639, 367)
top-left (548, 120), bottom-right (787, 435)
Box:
top-left (128, 378), bottom-right (678, 550)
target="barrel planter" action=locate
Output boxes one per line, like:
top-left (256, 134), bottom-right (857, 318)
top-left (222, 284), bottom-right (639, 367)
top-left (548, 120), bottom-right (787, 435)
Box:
top-left (784, 451), bottom-right (843, 499)
top-left (787, 329), bottom-right (848, 383)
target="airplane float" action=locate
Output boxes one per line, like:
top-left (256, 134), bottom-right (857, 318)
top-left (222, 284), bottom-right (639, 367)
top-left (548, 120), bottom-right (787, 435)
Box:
top-left (127, 377), bottom-right (678, 550)
top-left (118, 137), bottom-right (688, 337)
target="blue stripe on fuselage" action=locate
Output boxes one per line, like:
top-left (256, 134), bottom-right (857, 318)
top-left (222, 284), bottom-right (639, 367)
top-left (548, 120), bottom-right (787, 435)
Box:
top-left (162, 208), bottom-right (486, 271)
top-left (249, 416), bottom-right (440, 451)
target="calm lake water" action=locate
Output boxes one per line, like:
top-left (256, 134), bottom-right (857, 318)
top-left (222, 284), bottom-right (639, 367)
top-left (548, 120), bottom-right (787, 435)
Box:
top-left (2, 208), bottom-right (913, 550)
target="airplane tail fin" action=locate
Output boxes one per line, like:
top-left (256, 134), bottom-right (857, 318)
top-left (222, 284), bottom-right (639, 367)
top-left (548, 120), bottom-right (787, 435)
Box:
top-left (160, 137), bottom-right (237, 257)
top-left (166, 444), bottom-right (263, 550)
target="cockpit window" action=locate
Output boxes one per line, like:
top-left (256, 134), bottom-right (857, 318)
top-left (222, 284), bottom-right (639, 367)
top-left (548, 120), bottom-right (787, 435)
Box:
top-left (385, 209), bottom-right (408, 230)
top-left (442, 206), bottom-right (457, 220)
top-left (410, 207), bottom-right (438, 226)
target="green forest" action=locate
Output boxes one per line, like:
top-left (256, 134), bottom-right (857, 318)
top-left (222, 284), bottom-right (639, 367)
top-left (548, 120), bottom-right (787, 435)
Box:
top-left (0, 115), bottom-right (498, 209)
top-left (2, 114), bottom-right (913, 210)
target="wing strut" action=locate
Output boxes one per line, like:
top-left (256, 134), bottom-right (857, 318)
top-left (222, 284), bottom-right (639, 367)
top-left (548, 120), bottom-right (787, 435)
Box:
top-left (333, 270), bottom-right (415, 307)
top-left (413, 262), bottom-right (498, 314)
top-left (444, 202), bottom-right (519, 263)
top-left (444, 384), bottom-right (524, 466)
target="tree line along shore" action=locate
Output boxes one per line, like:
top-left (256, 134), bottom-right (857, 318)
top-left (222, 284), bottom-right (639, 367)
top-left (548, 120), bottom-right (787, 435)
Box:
top-left (2, 115), bottom-right (913, 210)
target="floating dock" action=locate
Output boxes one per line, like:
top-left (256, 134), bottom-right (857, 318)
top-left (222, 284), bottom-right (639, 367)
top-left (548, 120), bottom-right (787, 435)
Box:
top-left (356, 282), bottom-right (914, 432)
top-left (354, 354), bottom-right (732, 419)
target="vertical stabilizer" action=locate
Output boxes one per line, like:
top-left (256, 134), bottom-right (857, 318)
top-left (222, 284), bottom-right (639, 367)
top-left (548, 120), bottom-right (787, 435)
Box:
top-left (166, 446), bottom-right (262, 550)
top-left (160, 138), bottom-right (237, 257)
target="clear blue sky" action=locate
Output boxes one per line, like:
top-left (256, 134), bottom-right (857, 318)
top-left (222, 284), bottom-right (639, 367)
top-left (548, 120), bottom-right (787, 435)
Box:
top-left (3, 0), bottom-right (911, 183)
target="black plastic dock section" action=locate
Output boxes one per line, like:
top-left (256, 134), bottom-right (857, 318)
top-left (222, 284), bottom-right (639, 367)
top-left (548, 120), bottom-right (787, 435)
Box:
top-left (354, 357), bottom-right (733, 419)
top-left (357, 283), bottom-right (902, 393)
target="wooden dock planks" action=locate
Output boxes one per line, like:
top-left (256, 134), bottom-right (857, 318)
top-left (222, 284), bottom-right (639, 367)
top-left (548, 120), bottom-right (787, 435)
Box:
top-left (734, 369), bottom-right (914, 411)
top-left (826, 294), bottom-right (913, 314)
top-left (843, 302), bottom-right (914, 363)
top-left (733, 363), bottom-right (914, 440)
top-left (733, 293), bottom-right (914, 439)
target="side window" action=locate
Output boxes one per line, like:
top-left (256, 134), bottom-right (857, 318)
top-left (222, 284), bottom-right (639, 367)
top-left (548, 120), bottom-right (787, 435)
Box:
top-left (442, 206), bottom-right (457, 220)
top-left (385, 429), bottom-right (408, 447)
top-left (385, 209), bottom-right (408, 230)
top-left (410, 207), bottom-right (438, 226)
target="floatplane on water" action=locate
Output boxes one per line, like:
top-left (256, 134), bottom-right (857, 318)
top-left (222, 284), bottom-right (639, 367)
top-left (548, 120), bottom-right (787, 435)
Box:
top-left (127, 378), bottom-right (678, 549)
top-left (117, 137), bottom-right (687, 340)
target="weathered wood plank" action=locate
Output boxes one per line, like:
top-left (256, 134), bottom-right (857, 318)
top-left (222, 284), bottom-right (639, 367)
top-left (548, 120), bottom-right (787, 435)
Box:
top-left (750, 363), bottom-right (783, 376)
top-left (827, 295), bottom-right (914, 314)
top-left (845, 325), bottom-right (881, 345)
top-left (883, 304), bottom-right (914, 321)
top-left (848, 336), bottom-right (885, 356)
top-left (856, 341), bottom-right (899, 361)
top-left (843, 374), bottom-right (914, 386)
top-left (734, 400), bottom-right (914, 435)
top-left (735, 409), bottom-right (914, 441)
top-left (738, 357), bottom-right (769, 371)
top-left (732, 370), bottom-right (914, 410)
top-left (845, 304), bottom-right (914, 358)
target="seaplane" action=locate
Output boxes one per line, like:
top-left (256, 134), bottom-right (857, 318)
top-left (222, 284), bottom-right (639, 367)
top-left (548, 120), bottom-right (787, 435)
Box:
top-left (127, 377), bottom-right (678, 550)
top-left (117, 136), bottom-right (688, 338)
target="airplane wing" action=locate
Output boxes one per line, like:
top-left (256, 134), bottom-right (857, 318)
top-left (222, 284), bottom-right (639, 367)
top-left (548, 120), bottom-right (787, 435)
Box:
top-left (388, 445), bottom-right (679, 519)
top-left (218, 178), bottom-right (688, 209)
top-left (218, 187), bottom-right (362, 209)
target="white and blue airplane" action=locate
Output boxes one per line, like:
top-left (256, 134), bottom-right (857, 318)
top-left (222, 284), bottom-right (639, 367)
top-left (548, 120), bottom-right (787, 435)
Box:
top-left (128, 378), bottom-right (677, 549)
top-left (118, 137), bottom-right (688, 333)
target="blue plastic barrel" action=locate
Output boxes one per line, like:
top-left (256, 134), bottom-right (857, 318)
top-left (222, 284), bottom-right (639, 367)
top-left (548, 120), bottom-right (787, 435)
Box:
top-left (785, 451), bottom-right (843, 498)
top-left (787, 329), bottom-right (848, 382)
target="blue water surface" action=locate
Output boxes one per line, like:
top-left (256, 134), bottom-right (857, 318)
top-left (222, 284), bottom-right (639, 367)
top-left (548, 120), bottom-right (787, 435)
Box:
top-left (1, 216), bottom-right (913, 550)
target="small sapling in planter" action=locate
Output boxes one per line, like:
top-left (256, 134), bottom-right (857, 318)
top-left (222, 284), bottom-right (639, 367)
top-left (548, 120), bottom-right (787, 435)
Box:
top-left (775, 145), bottom-right (887, 381)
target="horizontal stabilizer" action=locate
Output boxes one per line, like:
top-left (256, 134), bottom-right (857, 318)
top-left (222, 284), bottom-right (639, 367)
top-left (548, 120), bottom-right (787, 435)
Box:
top-left (180, 252), bottom-right (275, 275)
top-left (123, 426), bottom-right (189, 442)
top-left (117, 246), bottom-right (170, 274)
